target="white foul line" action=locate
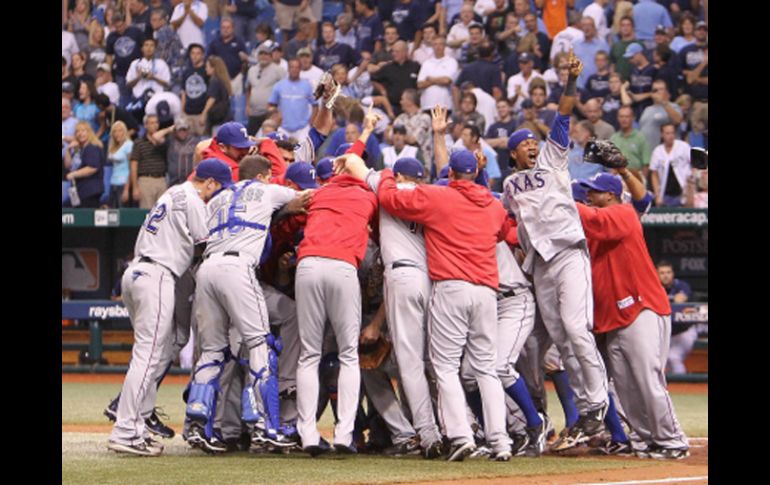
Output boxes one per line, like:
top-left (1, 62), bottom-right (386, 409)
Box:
top-left (578, 476), bottom-right (708, 485)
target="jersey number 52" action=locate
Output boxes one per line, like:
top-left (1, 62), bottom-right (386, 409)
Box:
top-left (145, 204), bottom-right (167, 234)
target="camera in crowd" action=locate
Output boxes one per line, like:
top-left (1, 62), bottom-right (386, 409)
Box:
top-left (691, 147), bottom-right (708, 170)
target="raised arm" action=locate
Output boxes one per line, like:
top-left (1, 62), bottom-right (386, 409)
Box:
top-left (431, 105), bottom-right (450, 173)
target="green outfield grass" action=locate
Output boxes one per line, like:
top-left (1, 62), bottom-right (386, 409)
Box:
top-left (62, 381), bottom-right (707, 485)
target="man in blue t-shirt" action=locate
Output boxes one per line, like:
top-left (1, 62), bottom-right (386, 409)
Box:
top-left (207, 17), bottom-right (248, 96)
top-left (268, 58), bottom-right (316, 141)
top-left (632, 0), bottom-right (673, 48)
top-left (354, 0), bottom-right (384, 54)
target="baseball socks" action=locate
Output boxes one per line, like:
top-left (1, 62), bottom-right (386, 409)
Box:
top-left (550, 370), bottom-right (580, 429)
top-left (504, 379), bottom-right (543, 427)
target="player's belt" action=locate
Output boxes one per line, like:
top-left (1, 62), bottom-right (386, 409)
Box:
top-left (497, 288), bottom-right (525, 300)
top-left (139, 256), bottom-right (157, 264)
top-left (204, 250), bottom-right (242, 259)
top-left (391, 261), bottom-right (419, 270)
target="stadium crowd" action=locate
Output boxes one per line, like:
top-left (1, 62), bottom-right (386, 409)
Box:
top-left (62, 0), bottom-right (707, 210)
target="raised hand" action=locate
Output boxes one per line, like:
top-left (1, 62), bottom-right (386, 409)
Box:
top-left (567, 49), bottom-right (584, 78)
top-left (363, 103), bottom-right (382, 132)
top-left (431, 105), bottom-right (448, 133)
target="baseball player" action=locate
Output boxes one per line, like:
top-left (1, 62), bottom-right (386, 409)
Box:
top-left (502, 50), bottom-right (610, 450)
top-left (293, 144), bottom-right (378, 456)
top-left (339, 149), bottom-right (514, 462)
top-left (315, 157), bottom-right (335, 185)
top-left (185, 155), bottom-right (311, 453)
top-left (107, 158), bottom-right (233, 457)
top-left (576, 172), bottom-right (690, 459)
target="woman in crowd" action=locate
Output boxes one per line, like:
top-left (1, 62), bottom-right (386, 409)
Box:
top-left (201, 55), bottom-right (233, 134)
top-left (106, 121), bottom-right (134, 208)
top-left (63, 121), bottom-right (105, 208)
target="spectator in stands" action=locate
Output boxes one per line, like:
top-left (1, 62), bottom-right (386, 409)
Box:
top-left (298, 48), bottom-right (324, 91)
top-left (68, 52), bottom-right (96, 101)
top-left (126, 38), bottom-right (171, 107)
top-left (458, 22), bottom-right (486, 66)
top-left (653, 45), bottom-right (679, 99)
top-left (632, 0), bottom-right (673, 50)
top-left (546, 62), bottom-right (588, 116)
top-left (150, 8), bottom-right (185, 91)
top-left (62, 98), bottom-right (79, 155)
top-left (669, 13), bottom-right (696, 54)
top-left (624, 43), bottom-right (657, 118)
top-left (130, 114), bottom-right (168, 209)
top-left (86, 19), bottom-right (108, 78)
top-left (371, 41), bottom-right (420, 117)
top-left (207, 17), bottom-right (248, 96)
top-left (315, 21), bottom-right (361, 71)
top-left (180, 43), bottom-right (209, 136)
top-left (517, 81), bottom-right (555, 127)
top-left (75, 79), bottom-right (100, 132)
top-left (226, 0), bottom-right (263, 49)
top-left (519, 12), bottom-right (551, 72)
top-left (145, 90), bottom-right (183, 129)
top-left (574, 16), bottom-right (610, 89)
top-left (455, 43), bottom-right (504, 101)
top-left (394, 89), bottom-right (434, 170)
top-left (95, 93), bottom-right (140, 142)
top-left (512, 0), bottom-right (546, 35)
top-left (507, 52), bottom-right (545, 113)
top-left (63, 26), bottom-right (80, 70)
top-left (438, 0), bottom-right (464, 34)
top-left (455, 92), bottom-right (486, 134)
top-left (170, 0), bottom-right (208, 50)
top-left (127, 0), bottom-right (153, 39)
top-left (335, 12), bottom-right (357, 49)
top-left (454, 122), bottom-right (501, 186)
top-left (96, 63), bottom-right (121, 106)
top-left (202, 55), bottom-right (233, 133)
top-left (610, 105), bottom-right (652, 182)
top-left (369, 24), bottom-right (400, 71)
top-left (583, 98), bottom-right (615, 140)
top-left (64, 121), bottom-right (106, 208)
top-left (410, 22), bottom-right (438, 63)
top-left (639, 80), bottom-right (683, 152)
top-left (354, 0), bottom-right (384, 54)
top-left (679, 21), bottom-right (707, 136)
top-left (610, 0), bottom-right (634, 38)
top-left (417, 35), bottom-right (459, 113)
top-left (483, 0), bottom-right (509, 44)
top-left (543, 51), bottom-right (568, 91)
top-left (514, 99), bottom-right (547, 141)
top-left (392, 0), bottom-right (435, 43)
top-left (274, 0), bottom-right (316, 43)
top-left (67, 0), bottom-right (95, 52)
top-left (246, 43), bottom-right (286, 136)
top-left (650, 24), bottom-right (671, 58)
top-left (582, 0), bottom-right (611, 43)
top-left (165, 117), bottom-right (203, 186)
top-left (485, 98), bottom-right (518, 180)
top-left (685, 165), bottom-right (707, 209)
top-left (460, 81), bottom-right (498, 133)
top-left (656, 260), bottom-right (696, 375)
top-left (347, 53), bottom-right (378, 101)
top-left (268, 58), bottom-right (315, 141)
top-left (446, 3), bottom-right (475, 53)
top-left (106, 120), bottom-right (134, 208)
top-left (584, 50), bottom-right (611, 101)
top-left (609, 16), bottom-right (641, 82)
top-left (650, 123), bottom-right (690, 207)
top-left (271, 43), bottom-right (289, 73)
top-left (382, 124), bottom-right (422, 169)
top-left (495, 11), bottom-right (521, 62)
top-left (285, 16), bottom-right (315, 60)
top-left (600, 73), bottom-right (625, 130)
top-left (568, 119), bottom-right (605, 180)
top-left (550, 10), bottom-right (584, 66)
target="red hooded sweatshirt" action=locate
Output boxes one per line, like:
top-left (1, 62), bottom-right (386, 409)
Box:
top-left (377, 169), bottom-right (510, 291)
top-left (199, 137), bottom-right (289, 182)
top-left (297, 174), bottom-right (378, 269)
top-left (577, 202), bottom-right (671, 334)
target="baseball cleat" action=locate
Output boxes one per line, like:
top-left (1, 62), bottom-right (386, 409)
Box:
top-left (187, 424), bottom-right (227, 454)
top-left (423, 440), bottom-right (444, 459)
top-left (251, 427), bottom-right (299, 448)
top-left (524, 414), bottom-right (548, 457)
top-left (107, 440), bottom-right (162, 457)
top-left (510, 433), bottom-right (530, 456)
top-left (146, 408), bottom-right (175, 439)
top-left (447, 441), bottom-right (476, 462)
top-left (334, 442), bottom-right (358, 455)
top-left (144, 437), bottom-right (165, 453)
top-left (589, 440), bottom-right (633, 456)
top-left (491, 449), bottom-right (512, 461)
top-left (468, 445), bottom-right (491, 459)
top-left (552, 406), bottom-right (608, 452)
top-left (647, 446), bottom-right (690, 460)
top-left (384, 437), bottom-right (421, 456)
top-left (104, 396), bottom-right (119, 422)
top-left (304, 437), bottom-right (332, 457)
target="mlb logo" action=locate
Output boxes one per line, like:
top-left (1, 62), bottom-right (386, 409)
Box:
top-left (62, 248), bottom-right (100, 291)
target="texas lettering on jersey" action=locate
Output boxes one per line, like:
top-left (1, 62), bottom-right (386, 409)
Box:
top-left (506, 170), bottom-right (546, 195)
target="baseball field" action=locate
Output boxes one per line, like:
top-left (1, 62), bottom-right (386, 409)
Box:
top-left (62, 374), bottom-right (708, 485)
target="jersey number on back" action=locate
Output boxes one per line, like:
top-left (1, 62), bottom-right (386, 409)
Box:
top-left (145, 204), bottom-right (167, 234)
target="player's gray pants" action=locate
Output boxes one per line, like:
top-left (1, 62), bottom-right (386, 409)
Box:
top-left (111, 261), bottom-right (176, 446)
top-left (428, 280), bottom-right (511, 454)
top-left (295, 257), bottom-right (361, 448)
top-left (516, 312), bottom-right (551, 413)
top-left (361, 352), bottom-right (417, 445)
top-left (384, 265), bottom-right (442, 447)
top-left (607, 310), bottom-right (689, 449)
top-left (192, 254), bottom-right (271, 430)
top-left (263, 283), bottom-right (300, 425)
top-left (533, 245), bottom-right (608, 414)
top-left (667, 325), bottom-right (698, 375)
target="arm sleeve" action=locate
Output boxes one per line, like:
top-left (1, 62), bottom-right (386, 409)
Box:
top-left (377, 169), bottom-right (435, 225)
top-left (365, 169), bottom-right (381, 193)
top-left (347, 139), bottom-right (366, 157)
top-left (268, 83), bottom-right (281, 106)
top-left (631, 192), bottom-right (654, 214)
top-left (576, 203), bottom-right (635, 242)
top-left (187, 197), bottom-right (210, 244)
top-left (82, 145), bottom-right (104, 169)
top-left (270, 184), bottom-right (299, 210)
top-left (548, 113), bottom-right (570, 149)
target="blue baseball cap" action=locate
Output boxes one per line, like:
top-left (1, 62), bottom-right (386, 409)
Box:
top-left (195, 158), bottom-right (234, 188)
top-left (267, 131), bottom-right (299, 148)
top-left (315, 157), bottom-right (334, 180)
top-left (285, 161), bottom-right (319, 189)
top-left (438, 166), bottom-right (449, 179)
top-left (393, 157), bottom-right (425, 179)
top-left (508, 129), bottom-right (536, 151)
top-left (448, 149), bottom-right (477, 174)
top-left (623, 43), bottom-right (644, 58)
top-left (433, 178), bottom-right (449, 186)
top-left (580, 173), bottom-right (623, 197)
top-left (216, 122), bottom-right (255, 149)
top-left (571, 180), bottom-right (588, 203)
top-left (334, 143), bottom-right (368, 161)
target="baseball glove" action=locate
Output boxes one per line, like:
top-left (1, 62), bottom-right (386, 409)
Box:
top-left (358, 337), bottom-right (392, 370)
top-left (583, 139), bottom-right (628, 169)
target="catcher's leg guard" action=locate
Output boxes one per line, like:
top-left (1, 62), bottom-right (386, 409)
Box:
top-left (241, 335), bottom-right (282, 435)
top-left (186, 347), bottom-right (231, 440)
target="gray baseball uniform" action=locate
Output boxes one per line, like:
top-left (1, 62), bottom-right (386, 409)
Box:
top-left (111, 181), bottom-right (208, 447)
top-left (502, 132), bottom-right (609, 415)
top-left (365, 170), bottom-right (442, 448)
top-left (191, 179), bottom-right (297, 437)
